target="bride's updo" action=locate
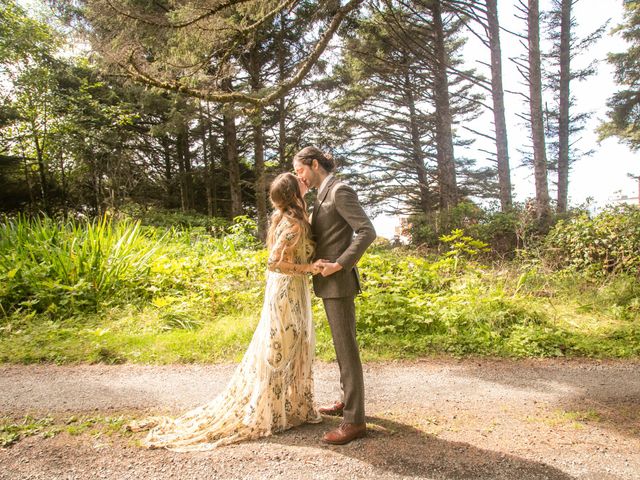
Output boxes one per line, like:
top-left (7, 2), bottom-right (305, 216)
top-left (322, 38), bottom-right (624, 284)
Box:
top-left (267, 173), bottom-right (312, 253)
top-left (293, 146), bottom-right (335, 172)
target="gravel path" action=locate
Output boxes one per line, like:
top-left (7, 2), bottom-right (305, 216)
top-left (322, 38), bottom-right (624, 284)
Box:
top-left (1, 358), bottom-right (639, 479)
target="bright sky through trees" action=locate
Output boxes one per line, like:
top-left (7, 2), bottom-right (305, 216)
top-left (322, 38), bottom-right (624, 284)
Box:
top-left (14, 0), bottom-right (637, 238)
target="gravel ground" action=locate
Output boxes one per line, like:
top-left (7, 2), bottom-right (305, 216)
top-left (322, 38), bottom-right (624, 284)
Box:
top-left (1, 358), bottom-right (639, 479)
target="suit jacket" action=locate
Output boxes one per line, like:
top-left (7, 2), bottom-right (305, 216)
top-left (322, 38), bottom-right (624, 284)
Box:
top-left (311, 176), bottom-right (376, 298)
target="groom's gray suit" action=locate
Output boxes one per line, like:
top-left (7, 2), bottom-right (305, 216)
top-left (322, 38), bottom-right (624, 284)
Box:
top-left (311, 175), bottom-right (376, 424)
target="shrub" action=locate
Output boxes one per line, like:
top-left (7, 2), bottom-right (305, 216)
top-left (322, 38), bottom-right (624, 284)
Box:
top-left (0, 214), bottom-right (261, 319)
top-left (544, 204), bottom-right (640, 274)
top-left (408, 202), bottom-right (520, 255)
top-left (0, 214), bottom-right (163, 316)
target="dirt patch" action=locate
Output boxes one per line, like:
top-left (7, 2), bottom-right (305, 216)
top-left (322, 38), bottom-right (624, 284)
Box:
top-left (1, 359), bottom-right (639, 479)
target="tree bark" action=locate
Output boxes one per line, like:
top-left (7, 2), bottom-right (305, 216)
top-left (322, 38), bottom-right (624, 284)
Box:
top-left (160, 136), bottom-right (175, 208)
top-left (277, 12), bottom-right (288, 170)
top-left (199, 101), bottom-right (214, 217)
top-left (253, 115), bottom-right (267, 241)
top-left (431, 0), bottom-right (458, 212)
top-left (205, 102), bottom-right (219, 217)
top-left (527, 0), bottom-right (551, 222)
top-left (222, 79), bottom-right (242, 218)
top-left (557, 0), bottom-right (571, 213)
top-left (19, 140), bottom-right (35, 212)
top-left (32, 130), bottom-right (49, 214)
top-left (176, 126), bottom-right (190, 212)
top-left (247, 46), bottom-right (268, 242)
top-left (405, 73), bottom-right (431, 214)
top-left (486, 0), bottom-right (513, 211)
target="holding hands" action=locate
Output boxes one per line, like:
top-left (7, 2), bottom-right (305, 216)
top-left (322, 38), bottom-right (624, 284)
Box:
top-left (311, 259), bottom-right (343, 277)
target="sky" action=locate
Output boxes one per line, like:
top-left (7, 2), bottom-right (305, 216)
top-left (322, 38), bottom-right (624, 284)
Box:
top-left (493, 0), bottom-right (637, 206)
top-left (373, 0), bottom-right (638, 239)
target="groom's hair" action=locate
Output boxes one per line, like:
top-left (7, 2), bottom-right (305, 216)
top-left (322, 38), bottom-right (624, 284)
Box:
top-left (293, 146), bottom-right (335, 172)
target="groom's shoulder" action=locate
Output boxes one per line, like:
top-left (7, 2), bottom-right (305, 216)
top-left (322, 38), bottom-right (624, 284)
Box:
top-left (330, 175), bottom-right (355, 193)
top-left (331, 178), bottom-right (358, 198)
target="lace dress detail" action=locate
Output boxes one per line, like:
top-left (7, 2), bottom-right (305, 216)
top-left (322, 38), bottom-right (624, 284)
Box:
top-left (130, 218), bottom-right (321, 451)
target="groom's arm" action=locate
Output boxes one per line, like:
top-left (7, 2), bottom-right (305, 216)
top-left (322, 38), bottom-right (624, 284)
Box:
top-left (334, 184), bottom-right (376, 271)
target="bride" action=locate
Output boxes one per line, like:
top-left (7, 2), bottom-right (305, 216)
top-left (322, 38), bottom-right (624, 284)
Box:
top-left (129, 173), bottom-right (323, 451)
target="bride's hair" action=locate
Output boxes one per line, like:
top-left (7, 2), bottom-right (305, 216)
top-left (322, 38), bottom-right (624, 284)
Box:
top-left (267, 173), bottom-right (313, 254)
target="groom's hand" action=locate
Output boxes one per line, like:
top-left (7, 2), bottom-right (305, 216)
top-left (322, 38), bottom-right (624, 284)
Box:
top-left (312, 259), bottom-right (329, 275)
top-left (319, 261), bottom-right (343, 277)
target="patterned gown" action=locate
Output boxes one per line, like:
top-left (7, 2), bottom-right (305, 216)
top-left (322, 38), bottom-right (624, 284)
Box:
top-left (130, 218), bottom-right (321, 451)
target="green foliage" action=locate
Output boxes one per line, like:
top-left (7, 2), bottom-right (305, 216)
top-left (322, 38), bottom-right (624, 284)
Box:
top-left (439, 229), bottom-right (489, 270)
top-left (0, 214), bottom-right (164, 315)
top-left (0, 415), bottom-right (55, 447)
top-left (352, 253), bottom-right (571, 358)
top-left (0, 0), bottom-right (56, 65)
top-left (544, 204), bottom-right (640, 273)
top-left (117, 204), bottom-right (231, 232)
top-left (408, 202), bottom-right (519, 255)
top-left (0, 214), bottom-right (261, 320)
top-left (0, 414), bottom-right (131, 447)
top-left (0, 215), bottom-right (639, 364)
top-left (598, 1), bottom-right (640, 149)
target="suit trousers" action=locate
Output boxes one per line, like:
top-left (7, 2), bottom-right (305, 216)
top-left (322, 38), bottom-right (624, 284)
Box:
top-left (322, 296), bottom-right (365, 424)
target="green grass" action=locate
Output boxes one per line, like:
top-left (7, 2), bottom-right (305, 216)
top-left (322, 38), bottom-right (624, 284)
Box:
top-left (0, 216), bottom-right (639, 364)
top-left (0, 414), bottom-right (132, 447)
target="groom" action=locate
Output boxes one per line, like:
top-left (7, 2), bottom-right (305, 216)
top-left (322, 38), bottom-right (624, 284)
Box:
top-left (293, 146), bottom-right (376, 445)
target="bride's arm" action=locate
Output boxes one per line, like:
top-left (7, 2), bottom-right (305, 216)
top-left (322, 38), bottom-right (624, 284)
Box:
top-left (267, 221), bottom-right (316, 275)
top-left (268, 259), bottom-right (316, 275)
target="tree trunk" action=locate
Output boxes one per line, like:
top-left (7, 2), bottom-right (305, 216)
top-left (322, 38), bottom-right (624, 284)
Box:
top-left (91, 157), bottom-right (102, 216)
top-left (176, 128), bottom-right (189, 212)
top-left (59, 150), bottom-right (68, 218)
top-left (199, 101), bottom-right (214, 217)
top-left (19, 140), bottom-right (35, 212)
top-left (221, 80), bottom-right (242, 218)
top-left (486, 0), bottom-right (513, 211)
top-left (278, 100), bottom-right (287, 169)
top-left (405, 73), bottom-right (431, 214)
top-left (182, 120), bottom-right (194, 211)
top-left (277, 12), bottom-right (288, 170)
top-left (206, 102), bottom-right (219, 217)
top-left (160, 136), bottom-right (175, 208)
top-left (557, 0), bottom-right (571, 213)
top-left (431, 0), bottom-right (458, 212)
top-left (248, 46), bottom-right (268, 242)
top-left (253, 115), bottom-right (267, 241)
top-left (32, 131), bottom-right (49, 214)
top-left (527, 0), bottom-right (551, 222)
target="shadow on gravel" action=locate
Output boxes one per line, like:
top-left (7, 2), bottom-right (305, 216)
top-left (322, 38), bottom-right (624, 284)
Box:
top-left (271, 416), bottom-right (575, 480)
top-left (452, 360), bottom-right (640, 439)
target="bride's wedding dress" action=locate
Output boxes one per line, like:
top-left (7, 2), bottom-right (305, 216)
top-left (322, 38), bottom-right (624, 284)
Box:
top-left (130, 218), bottom-right (321, 451)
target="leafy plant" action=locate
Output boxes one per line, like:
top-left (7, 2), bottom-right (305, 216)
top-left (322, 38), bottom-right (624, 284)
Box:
top-left (544, 204), bottom-right (640, 273)
top-left (439, 229), bottom-right (489, 271)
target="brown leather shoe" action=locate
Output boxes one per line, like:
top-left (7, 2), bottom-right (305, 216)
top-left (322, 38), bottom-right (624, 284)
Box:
top-left (322, 422), bottom-right (367, 445)
top-left (318, 401), bottom-right (345, 416)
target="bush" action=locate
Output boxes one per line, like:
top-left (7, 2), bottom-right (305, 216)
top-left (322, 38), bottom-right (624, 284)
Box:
top-left (544, 204), bottom-right (640, 274)
top-left (0, 214), bottom-right (163, 316)
top-left (0, 214), bottom-right (261, 319)
top-left (407, 202), bottom-right (520, 256)
top-left (116, 204), bottom-right (231, 234)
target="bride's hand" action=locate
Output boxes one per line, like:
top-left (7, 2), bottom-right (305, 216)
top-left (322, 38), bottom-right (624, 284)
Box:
top-left (310, 259), bottom-right (328, 275)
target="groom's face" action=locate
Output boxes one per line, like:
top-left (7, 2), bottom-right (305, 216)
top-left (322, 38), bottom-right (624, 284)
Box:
top-left (293, 159), bottom-right (321, 190)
